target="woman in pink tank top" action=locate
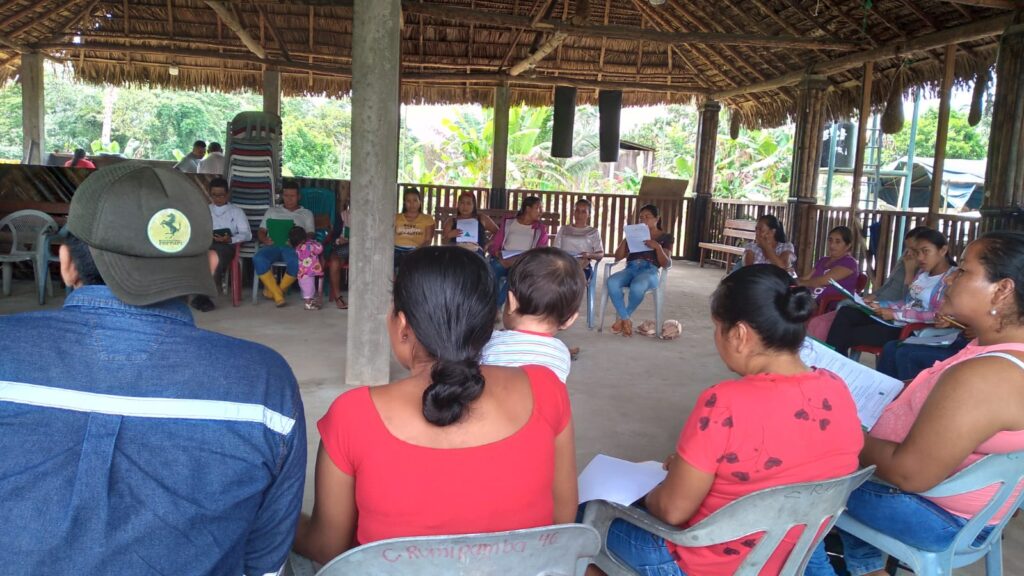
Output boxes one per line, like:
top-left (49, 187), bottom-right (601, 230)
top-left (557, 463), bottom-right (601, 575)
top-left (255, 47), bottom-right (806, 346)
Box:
top-left (809, 231), bottom-right (1024, 576)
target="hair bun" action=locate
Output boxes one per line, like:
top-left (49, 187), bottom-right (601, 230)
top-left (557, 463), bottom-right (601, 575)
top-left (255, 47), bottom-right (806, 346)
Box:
top-left (776, 285), bottom-right (816, 324)
top-left (422, 358), bottom-right (486, 426)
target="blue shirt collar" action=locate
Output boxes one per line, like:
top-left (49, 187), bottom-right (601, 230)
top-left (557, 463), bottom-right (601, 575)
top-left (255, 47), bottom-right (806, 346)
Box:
top-left (63, 285), bottom-right (195, 325)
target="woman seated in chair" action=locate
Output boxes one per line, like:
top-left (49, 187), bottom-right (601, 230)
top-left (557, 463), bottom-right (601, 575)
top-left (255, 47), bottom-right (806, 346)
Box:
top-left (606, 204), bottom-right (672, 337)
top-left (582, 265), bottom-right (863, 575)
top-left (554, 198), bottom-right (605, 282)
top-left (293, 246), bottom-right (578, 564)
top-left (326, 199), bottom-right (350, 310)
top-left (488, 196), bottom-right (549, 308)
top-left (741, 214), bottom-right (795, 274)
top-left (797, 225), bottom-right (858, 304)
top-left (441, 191), bottom-right (498, 256)
top-left (808, 231), bottom-right (1024, 576)
top-left (824, 229), bottom-right (956, 357)
top-left (393, 187), bottom-right (435, 271)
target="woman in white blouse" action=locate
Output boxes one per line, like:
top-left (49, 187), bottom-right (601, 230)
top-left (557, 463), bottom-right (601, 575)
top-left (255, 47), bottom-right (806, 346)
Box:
top-left (554, 198), bottom-right (605, 282)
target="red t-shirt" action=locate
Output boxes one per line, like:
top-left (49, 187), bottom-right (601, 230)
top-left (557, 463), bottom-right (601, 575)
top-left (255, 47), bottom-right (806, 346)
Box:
top-left (317, 365), bottom-right (571, 545)
top-left (669, 369), bottom-right (864, 575)
top-left (64, 158), bottom-right (96, 169)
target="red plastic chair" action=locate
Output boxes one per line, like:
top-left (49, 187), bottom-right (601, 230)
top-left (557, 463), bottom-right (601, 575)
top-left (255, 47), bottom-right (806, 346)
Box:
top-left (851, 321), bottom-right (929, 358)
top-left (229, 243), bottom-right (242, 307)
top-left (815, 272), bottom-right (868, 316)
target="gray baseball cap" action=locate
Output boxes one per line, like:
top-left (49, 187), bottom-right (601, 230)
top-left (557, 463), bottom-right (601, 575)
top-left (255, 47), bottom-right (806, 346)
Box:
top-left (67, 162), bottom-right (216, 306)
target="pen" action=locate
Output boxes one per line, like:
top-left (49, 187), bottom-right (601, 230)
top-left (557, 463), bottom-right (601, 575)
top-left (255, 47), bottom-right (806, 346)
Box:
top-left (940, 315), bottom-right (967, 330)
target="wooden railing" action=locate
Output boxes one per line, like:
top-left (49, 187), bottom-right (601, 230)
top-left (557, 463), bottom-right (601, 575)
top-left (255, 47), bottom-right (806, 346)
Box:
top-left (705, 199), bottom-right (790, 245)
top-left (398, 183), bottom-right (490, 218)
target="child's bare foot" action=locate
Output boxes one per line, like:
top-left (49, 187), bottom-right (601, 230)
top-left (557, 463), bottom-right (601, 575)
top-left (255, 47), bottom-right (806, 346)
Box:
top-left (569, 346), bottom-right (580, 361)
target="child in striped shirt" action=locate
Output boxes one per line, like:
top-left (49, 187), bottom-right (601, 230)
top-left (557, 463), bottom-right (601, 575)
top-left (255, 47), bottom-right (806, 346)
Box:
top-left (480, 247), bottom-right (586, 382)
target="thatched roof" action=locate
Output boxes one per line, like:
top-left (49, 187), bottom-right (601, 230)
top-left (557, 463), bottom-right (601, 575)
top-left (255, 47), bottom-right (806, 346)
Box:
top-left (0, 0), bottom-right (1015, 127)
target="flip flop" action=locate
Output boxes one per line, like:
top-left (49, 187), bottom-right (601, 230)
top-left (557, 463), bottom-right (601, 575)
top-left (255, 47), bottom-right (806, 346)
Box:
top-left (336, 299), bottom-right (348, 310)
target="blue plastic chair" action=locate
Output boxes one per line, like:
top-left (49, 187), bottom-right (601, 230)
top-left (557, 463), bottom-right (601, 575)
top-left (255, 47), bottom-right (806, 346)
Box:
top-left (286, 524), bottom-right (601, 576)
top-left (836, 451), bottom-right (1024, 576)
top-left (583, 467), bottom-right (875, 576)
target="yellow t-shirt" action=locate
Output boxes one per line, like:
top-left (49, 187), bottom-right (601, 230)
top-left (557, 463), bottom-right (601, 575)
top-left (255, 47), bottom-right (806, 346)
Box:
top-left (394, 213), bottom-right (436, 248)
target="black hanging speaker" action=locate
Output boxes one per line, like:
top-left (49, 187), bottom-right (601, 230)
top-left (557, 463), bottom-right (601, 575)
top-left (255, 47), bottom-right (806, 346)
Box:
top-left (599, 90), bottom-right (622, 163)
top-left (551, 86), bottom-right (576, 158)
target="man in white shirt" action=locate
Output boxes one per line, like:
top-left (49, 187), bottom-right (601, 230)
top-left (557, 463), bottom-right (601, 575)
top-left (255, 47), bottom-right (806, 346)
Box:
top-left (197, 142), bottom-right (226, 175)
top-left (191, 178), bottom-right (252, 312)
top-left (254, 181), bottom-right (315, 307)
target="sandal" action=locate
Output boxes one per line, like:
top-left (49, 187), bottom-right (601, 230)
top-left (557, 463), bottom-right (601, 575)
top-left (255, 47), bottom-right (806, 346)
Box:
top-left (336, 297), bottom-right (348, 310)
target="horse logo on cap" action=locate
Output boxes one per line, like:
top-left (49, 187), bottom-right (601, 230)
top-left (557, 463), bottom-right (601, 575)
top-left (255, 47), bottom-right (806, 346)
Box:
top-left (147, 208), bottom-right (192, 253)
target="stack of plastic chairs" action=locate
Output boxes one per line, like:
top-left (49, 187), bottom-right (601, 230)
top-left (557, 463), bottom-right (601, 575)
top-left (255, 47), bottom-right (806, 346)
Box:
top-left (225, 112), bottom-right (282, 301)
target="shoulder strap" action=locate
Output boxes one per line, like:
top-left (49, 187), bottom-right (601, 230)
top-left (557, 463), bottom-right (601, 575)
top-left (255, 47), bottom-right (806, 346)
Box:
top-left (977, 352), bottom-right (1024, 373)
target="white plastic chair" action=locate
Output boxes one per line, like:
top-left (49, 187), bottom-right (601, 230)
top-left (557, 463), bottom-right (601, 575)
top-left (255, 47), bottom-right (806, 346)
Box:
top-left (286, 523), bottom-right (601, 576)
top-left (252, 259), bottom-right (288, 304)
top-left (0, 209), bottom-right (58, 299)
top-left (836, 451), bottom-right (1024, 576)
top-left (582, 466), bottom-right (875, 576)
top-left (597, 259), bottom-right (671, 337)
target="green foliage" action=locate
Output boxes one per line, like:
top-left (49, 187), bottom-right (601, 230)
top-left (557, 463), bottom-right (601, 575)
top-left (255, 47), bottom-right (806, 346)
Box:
top-left (713, 126), bottom-right (793, 201)
top-left (90, 139), bottom-right (120, 155)
top-left (624, 105), bottom-right (697, 180)
top-left (882, 106), bottom-right (988, 163)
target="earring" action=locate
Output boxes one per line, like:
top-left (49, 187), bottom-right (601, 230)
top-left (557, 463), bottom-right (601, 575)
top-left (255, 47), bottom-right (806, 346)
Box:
top-left (990, 308), bottom-right (998, 316)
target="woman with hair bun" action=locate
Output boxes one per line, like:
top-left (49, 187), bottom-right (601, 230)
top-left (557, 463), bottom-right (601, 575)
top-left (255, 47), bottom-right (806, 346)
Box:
top-left (581, 265), bottom-right (863, 576)
top-left (294, 246), bottom-right (578, 564)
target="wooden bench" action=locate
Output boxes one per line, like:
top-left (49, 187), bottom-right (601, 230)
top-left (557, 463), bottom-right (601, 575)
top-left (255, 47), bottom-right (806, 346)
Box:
top-left (434, 207), bottom-right (561, 249)
top-left (698, 218), bottom-right (756, 269)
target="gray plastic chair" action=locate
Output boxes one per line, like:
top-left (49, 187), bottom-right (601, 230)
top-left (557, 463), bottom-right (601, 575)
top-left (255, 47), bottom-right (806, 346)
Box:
top-left (287, 523), bottom-right (601, 576)
top-left (597, 259), bottom-right (671, 337)
top-left (582, 466), bottom-right (875, 576)
top-left (36, 225), bottom-right (68, 304)
top-left (0, 209), bottom-right (58, 299)
top-left (836, 451), bottom-right (1024, 576)
top-left (585, 259), bottom-right (599, 330)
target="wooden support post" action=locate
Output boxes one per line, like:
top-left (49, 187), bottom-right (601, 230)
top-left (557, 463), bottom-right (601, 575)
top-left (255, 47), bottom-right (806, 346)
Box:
top-left (982, 23), bottom-right (1024, 232)
top-left (788, 75), bottom-right (830, 275)
top-left (849, 61), bottom-right (873, 254)
top-left (347, 0), bottom-right (401, 386)
top-left (262, 68), bottom-right (281, 117)
top-left (490, 83), bottom-right (510, 209)
top-left (684, 99), bottom-right (720, 261)
top-left (20, 52), bottom-right (45, 165)
top-left (929, 45), bottom-right (958, 226)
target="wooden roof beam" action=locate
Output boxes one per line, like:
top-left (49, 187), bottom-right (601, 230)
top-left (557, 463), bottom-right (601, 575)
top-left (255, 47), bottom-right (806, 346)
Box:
top-left (941, 0), bottom-right (1018, 8)
top-left (401, 3), bottom-right (861, 50)
top-left (405, 71), bottom-right (708, 95)
top-left (253, 4), bottom-right (292, 62)
top-left (712, 14), bottom-right (1013, 99)
top-left (509, 0), bottom-right (587, 76)
top-left (204, 1), bottom-right (265, 60)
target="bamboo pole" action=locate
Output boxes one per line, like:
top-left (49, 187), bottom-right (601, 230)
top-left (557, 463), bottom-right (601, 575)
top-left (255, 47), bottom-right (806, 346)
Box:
top-left (849, 61), bottom-right (873, 254)
top-left (929, 45), bottom-right (958, 226)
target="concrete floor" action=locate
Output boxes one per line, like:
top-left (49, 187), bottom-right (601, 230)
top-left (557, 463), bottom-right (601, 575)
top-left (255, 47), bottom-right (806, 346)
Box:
top-left (1, 261), bottom-right (1020, 574)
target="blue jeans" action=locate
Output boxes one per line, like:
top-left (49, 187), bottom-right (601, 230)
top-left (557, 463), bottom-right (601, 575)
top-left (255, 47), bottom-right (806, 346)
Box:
top-left (607, 260), bottom-right (660, 320)
top-left (253, 245), bottom-right (298, 276)
top-left (804, 481), bottom-right (992, 576)
top-left (876, 335), bottom-right (969, 381)
top-left (489, 257), bottom-right (511, 308)
top-left (576, 502), bottom-right (684, 576)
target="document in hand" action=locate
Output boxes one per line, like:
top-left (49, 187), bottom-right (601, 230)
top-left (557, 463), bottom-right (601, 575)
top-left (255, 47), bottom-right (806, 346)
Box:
top-left (827, 279), bottom-right (901, 327)
top-left (266, 219), bottom-right (293, 247)
top-left (799, 337), bottom-right (903, 430)
top-left (902, 327), bottom-right (961, 347)
top-left (624, 224), bottom-right (653, 253)
top-left (455, 218), bottom-right (479, 243)
top-left (578, 454), bottom-right (667, 505)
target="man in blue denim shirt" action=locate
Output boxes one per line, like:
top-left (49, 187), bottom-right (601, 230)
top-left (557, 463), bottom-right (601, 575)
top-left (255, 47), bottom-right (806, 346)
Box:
top-left (0, 163), bottom-right (306, 575)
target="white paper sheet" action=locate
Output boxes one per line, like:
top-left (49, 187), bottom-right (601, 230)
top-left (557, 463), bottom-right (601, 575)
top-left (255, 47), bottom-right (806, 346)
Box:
top-left (799, 337), bottom-right (903, 430)
top-left (624, 224), bottom-right (653, 253)
top-left (577, 454), bottom-right (667, 505)
top-left (828, 279), bottom-right (902, 327)
top-left (455, 218), bottom-right (479, 244)
top-left (902, 327), bottom-right (961, 347)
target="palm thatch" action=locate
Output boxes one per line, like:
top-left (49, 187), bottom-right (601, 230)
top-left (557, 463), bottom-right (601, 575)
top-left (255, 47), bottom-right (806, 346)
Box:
top-left (0, 0), bottom-right (1014, 127)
